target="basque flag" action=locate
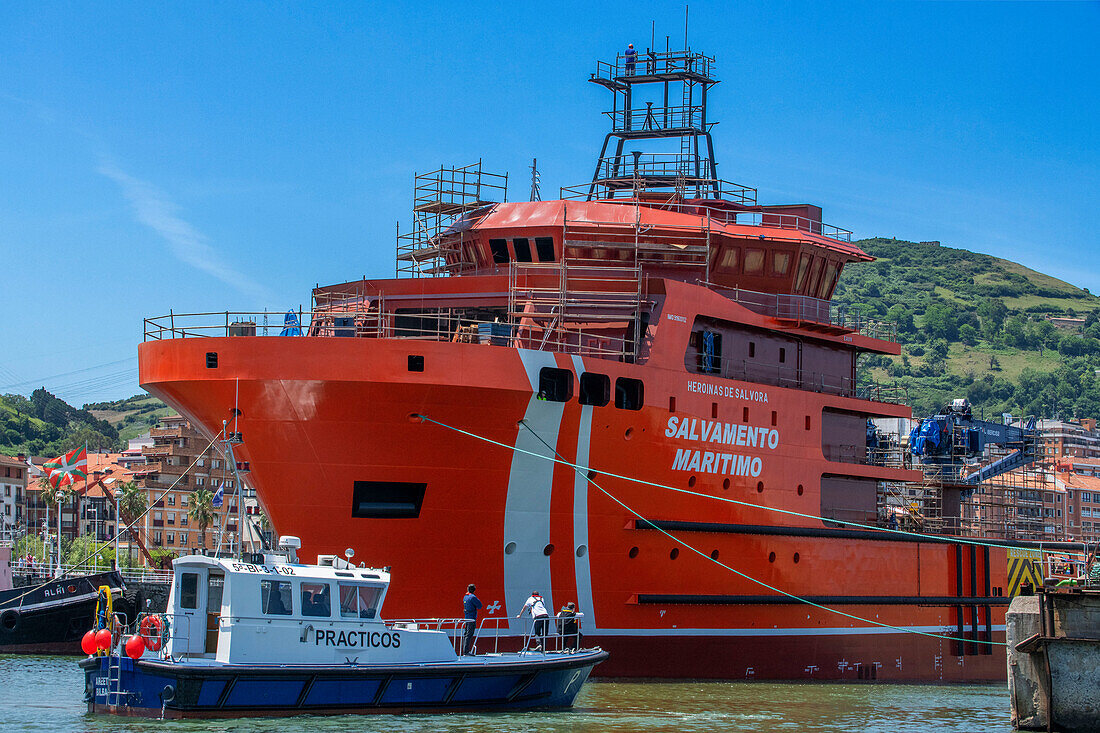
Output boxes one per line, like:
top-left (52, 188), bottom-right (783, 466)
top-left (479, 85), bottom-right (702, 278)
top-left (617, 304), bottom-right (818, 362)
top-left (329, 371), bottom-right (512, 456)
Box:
top-left (43, 447), bottom-right (88, 489)
top-left (212, 483), bottom-right (224, 508)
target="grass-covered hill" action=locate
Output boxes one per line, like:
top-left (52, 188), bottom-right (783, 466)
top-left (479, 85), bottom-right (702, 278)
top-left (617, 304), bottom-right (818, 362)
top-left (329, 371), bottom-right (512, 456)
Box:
top-left (1, 391), bottom-right (172, 456)
top-left (840, 238), bottom-right (1100, 418)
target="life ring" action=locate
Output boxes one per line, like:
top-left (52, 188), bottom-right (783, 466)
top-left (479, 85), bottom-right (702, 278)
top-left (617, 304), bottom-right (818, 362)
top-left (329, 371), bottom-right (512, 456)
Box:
top-left (139, 614), bottom-right (167, 651)
top-left (0, 609), bottom-right (18, 632)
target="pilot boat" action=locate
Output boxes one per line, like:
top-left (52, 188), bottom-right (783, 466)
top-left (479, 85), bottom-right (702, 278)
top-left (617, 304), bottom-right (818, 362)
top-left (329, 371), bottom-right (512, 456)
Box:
top-left (80, 537), bottom-right (607, 717)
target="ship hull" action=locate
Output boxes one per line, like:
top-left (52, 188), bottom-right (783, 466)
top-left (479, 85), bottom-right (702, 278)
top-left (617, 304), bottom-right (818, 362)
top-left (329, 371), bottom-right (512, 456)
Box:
top-left (140, 336), bottom-right (1009, 681)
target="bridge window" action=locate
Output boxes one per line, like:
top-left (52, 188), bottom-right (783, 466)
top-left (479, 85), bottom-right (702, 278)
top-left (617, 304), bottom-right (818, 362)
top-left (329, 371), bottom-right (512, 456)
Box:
top-left (615, 377), bottom-right (644, 410)
top-left (820, 261), bottom-right (839, 299)
top-left (489, 238), bottom-right (509, 264)
top-left (579, 372), bottom-right (610, 406)
top-left (744, 249), bottom-right (765, 274)
top-left (794, 254), bottom-right (811, 292)
top-left (535, 237), bottom-right (555, 262)
top-left (513, 238), bottom-right (532, 262)
top-left (773, 251), bottom-right (791, 276)
top-left (539, 367), bottom-right (573, 402)
top-left (301, 582), bottom-right (332, 618)
top-left (260, 580), bottom-right (293, 615)
top-left (719, 247), bottom-right (740, 272)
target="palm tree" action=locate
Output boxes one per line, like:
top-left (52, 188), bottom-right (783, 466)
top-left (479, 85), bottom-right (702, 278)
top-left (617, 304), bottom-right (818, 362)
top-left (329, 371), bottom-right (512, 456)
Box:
top-left (117, 481), bottom-right (148, 568)
top-left (189, 488), bottom-right (215, 551)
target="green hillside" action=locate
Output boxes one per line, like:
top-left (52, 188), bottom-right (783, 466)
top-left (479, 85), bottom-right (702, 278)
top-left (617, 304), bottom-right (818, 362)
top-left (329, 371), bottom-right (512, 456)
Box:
top-left (0, 391), bottom-right (172, 456)
top-left (840, 238), bottom-right (1100, 418)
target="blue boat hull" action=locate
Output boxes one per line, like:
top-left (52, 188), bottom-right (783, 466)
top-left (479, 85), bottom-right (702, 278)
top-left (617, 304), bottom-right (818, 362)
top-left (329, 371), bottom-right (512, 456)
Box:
top-left (81, 651), bottom-right (607, 717)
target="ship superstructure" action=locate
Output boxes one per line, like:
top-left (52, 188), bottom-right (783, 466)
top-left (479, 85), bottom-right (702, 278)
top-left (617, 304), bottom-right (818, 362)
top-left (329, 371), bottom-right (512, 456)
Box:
top-left (138, 49), bottom-right (1044, 680)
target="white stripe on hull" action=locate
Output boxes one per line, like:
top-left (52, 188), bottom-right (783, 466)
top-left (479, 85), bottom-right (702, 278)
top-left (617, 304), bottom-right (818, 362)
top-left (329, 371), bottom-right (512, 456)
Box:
top-left (570, 354), bottom-right (596, 631)
top-left (502, 349), bottom-right (564, 629)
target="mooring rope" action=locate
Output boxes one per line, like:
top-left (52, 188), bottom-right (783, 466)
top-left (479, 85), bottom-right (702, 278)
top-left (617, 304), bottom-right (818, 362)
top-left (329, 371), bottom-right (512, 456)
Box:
top-left (416, 412), bottom-right (1008, 647)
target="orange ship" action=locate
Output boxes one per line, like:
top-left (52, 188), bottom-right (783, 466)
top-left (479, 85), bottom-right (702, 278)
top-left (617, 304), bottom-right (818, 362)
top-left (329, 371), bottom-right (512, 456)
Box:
top-left (139, 49), bottom-right (1038, 680)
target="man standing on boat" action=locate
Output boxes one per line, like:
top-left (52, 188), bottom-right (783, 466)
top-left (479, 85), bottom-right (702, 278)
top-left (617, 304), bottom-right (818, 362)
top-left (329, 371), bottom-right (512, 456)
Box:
top-left (518, 591), bottom-right (550, 651)
top-left (462, 584), bottom-right (481, 655)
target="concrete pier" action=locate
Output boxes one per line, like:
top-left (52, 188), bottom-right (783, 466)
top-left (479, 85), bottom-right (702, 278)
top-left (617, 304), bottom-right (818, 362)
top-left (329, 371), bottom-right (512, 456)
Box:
top-left (1007, 589), bottom-right (1100, 731)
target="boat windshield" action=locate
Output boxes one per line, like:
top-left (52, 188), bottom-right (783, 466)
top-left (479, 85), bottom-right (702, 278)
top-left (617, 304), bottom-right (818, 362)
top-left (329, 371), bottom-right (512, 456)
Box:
top-left (338, 582), bottom-right (382, 619)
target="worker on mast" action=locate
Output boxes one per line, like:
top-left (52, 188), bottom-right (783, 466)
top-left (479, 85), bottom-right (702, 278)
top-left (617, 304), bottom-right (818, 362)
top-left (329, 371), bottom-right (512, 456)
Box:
top-left (624, 44), bottom-right (637, 76)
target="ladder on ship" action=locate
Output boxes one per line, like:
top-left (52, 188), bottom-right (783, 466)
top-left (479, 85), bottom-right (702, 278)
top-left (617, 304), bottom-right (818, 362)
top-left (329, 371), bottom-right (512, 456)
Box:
top-left (105, 649), bottom-right (127, 708)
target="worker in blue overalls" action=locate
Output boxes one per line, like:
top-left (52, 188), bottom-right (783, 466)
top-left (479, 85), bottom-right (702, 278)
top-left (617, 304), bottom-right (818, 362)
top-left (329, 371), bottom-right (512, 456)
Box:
top-left (624, 44), bottom-right (637, 76)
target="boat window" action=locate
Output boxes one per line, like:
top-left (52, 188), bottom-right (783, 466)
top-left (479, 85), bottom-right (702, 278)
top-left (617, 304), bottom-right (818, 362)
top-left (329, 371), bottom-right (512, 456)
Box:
top-left (301, 582), bottom-right (331, 618)
top-left (820, 261), bottom-right (839, 299)
top-left (744, 249), bottom-right (765, 274)
top-left (579, 372), bottom-right (610, 407)
top-left (538, 367), bottom-right (573, 402)
top-left (338, 582), bottom-right (382, 619)
top-left (513, 238), bottom-right (532, 262)
top-left (489, 239), bottom-right (509, 264)
top-left (260, 579), bottom-right (293, 615)
top-left (207, 575), bottom-right (224, 613)
top-left (719, 247), bottom-right (740, 272)
top-left (794, 254), bottom-right (811, 292)
top-left (807, 257), bottom-right (825, 296)
top-left (615, 377), bottom-right (644, 410)
top-left (180, 572), bottom-right (199, 609)
top-left (773, 251), bottom-right (791, 276)
top-left (535, 237), bottom-right (555, 262)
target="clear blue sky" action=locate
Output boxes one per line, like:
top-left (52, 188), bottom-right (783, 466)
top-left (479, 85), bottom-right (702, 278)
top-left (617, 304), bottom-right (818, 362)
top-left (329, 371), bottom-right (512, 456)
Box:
top-left (1, 1), bottom-right (1097, 405)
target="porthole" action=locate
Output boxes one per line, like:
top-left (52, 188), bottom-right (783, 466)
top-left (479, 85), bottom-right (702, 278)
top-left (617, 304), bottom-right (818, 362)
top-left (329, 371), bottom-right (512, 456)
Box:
top-left (797, 484), bottom-right (804, 496)
top-left (543, 544), bottom-right (555, 556)
top-left (710, 549), bottom-right (720, 560)
top-left (793, 552), bottom-right (800, 564)
top-left (722, 478), bottom-right (730, 491)
top-left (587, 470), bottom-right (597, 481)
top-left (625, 427), bottom-right (634, 440)
top-left (669, 548), bottom-right (680, 560)
top-left (756, 481), bottom-right (764, 493)
top-left (688, 475), bottom-right (697, 488)
top-left (768, 551), bottom-right (776, 563)
top-left (628, 546), bottom-right (639, 559)
top-left (505, 542), bottom-right (517, 555)
top-left (575, 545), bottom-right (587, 558)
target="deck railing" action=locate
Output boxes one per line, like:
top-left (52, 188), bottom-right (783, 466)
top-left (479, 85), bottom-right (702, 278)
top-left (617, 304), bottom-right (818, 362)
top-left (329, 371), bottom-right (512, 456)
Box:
top-left (708, 284), bottom-right (897, 342)
top-left (387, 614), bottom-right (588, 656)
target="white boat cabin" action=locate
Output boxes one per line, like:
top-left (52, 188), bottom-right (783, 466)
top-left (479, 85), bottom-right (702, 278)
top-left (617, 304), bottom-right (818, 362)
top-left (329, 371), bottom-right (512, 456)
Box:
top-left (162, 540), bottom-right (457, 666)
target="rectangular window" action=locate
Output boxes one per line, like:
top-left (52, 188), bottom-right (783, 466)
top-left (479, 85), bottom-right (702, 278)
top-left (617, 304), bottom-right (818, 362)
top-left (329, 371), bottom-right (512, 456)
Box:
top-left (351, 481), bottom-right (428, 518)
top-left (167, 495), bottom-right (175, 506)
top-left (338, 583), bottom-right (383, 619)
top-left (512, 238), bottom-right (532, 262)
top-left (779, 347), bottom-right (786, 363)
top-left (615, 377), bottom-right (644, 410)
top-left (489, 239), bottom-right (509, 264)
top-left (794, 254), bottom-right (811, 291)
top-left (301, 582), bottom-right (332, 618)
top-left (772, 251), bottom-right (791, 276)
top-left (538, 367), bottom-right (573, 402)
top-left (180, 572), bottom-right (199, 609)
top-left (748, 342), bottom-right (756, 358)
top-left (579, 372), bottom-right (611, 407)
top-left (260, 580), bottom-right (293, 615)
top-left (534, 237), bottom-right (555, 262)
top-left (744, 249), bottom-right (765, 274)
top-left (819, 261), bottom-right (838, 299)
top-left (719, 247), bottom-right (740, 272)
top-left (807, 257), bottom-right (825, 296)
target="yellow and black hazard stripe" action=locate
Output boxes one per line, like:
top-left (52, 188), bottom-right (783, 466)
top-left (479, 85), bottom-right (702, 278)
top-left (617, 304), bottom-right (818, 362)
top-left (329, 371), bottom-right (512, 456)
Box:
top-left (1007, 554), bottom-right (1043, 595)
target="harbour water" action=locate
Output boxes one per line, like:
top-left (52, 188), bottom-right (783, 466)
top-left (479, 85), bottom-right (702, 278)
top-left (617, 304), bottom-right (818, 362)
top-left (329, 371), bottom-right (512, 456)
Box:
top-left (2, 655), bottom-right (1011, 732)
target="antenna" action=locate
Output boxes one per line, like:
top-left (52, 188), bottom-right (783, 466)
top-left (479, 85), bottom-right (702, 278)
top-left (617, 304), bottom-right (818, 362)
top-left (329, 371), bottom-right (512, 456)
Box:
top-left (529, 158), bottom-right (541, 201)
top-left (684, 4), bottom-right (689, 50)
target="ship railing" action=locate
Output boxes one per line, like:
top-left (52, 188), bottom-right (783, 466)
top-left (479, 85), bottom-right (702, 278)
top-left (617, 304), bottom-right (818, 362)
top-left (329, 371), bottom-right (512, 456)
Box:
top-left (593, 50), bottom-right (715, 83)
top-left (822, 443), bottom-right (909, 469)
top-left (708, 358), bottom-right (908, 405)
top-left (605, 105), bottom-right (708, 134)
top-left (556, 192), bottom-right (854, 244)
top-left (387, 615), bottom-right (587, 656)
top-left (145, 310), bottom-right (636, 361)
top-left (706, 284), bottom-right (897, 342)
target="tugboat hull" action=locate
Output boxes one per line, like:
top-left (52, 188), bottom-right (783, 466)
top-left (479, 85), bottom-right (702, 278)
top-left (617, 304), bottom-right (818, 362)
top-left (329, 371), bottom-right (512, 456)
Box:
top-left (0, 572), bottom-right (125, 654)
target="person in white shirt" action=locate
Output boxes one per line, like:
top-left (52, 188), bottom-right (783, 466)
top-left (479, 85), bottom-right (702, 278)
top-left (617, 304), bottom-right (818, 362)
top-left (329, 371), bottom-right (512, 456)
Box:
top-left (517, 591), bottom-right (550, 651)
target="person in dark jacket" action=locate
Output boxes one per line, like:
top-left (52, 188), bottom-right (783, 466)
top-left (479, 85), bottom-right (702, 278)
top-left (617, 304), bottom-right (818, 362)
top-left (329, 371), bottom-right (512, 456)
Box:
top-left (462, 584), bottom-right (482, 655)
top-left (557, 601), bottom-right (583, 650)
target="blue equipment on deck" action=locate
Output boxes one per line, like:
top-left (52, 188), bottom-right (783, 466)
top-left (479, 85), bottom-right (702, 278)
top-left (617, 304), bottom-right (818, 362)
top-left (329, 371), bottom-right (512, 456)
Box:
top-left (907, 399), bottom-right (1040, 486)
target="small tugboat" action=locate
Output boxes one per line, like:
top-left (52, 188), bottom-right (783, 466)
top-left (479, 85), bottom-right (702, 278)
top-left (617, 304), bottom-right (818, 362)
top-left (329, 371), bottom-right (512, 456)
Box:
top-left (1, 566), bottom-right (125, 654)
top-left (81, 537), bottom-right (607, 717)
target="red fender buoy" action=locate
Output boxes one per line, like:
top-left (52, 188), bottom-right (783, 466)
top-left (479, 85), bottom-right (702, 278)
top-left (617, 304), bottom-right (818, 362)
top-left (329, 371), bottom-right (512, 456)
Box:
top-left (124, 634), bottom-right (146, 660)
top-left (94, 627), bottom-right (112, 652)
top-left (81, 630), bottom-right (97, 656)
